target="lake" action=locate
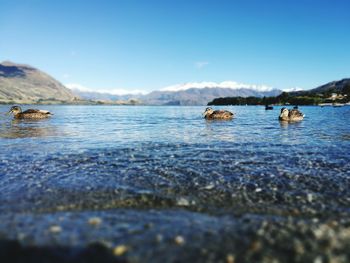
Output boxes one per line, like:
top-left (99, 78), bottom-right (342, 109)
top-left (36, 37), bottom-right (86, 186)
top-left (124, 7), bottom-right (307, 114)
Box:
top-left (0, 105), bottom-right (349, 262)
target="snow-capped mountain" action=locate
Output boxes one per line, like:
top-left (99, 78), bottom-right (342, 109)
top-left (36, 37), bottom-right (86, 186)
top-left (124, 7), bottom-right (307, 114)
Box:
top-left (67, 81), bottom-right (283, 105)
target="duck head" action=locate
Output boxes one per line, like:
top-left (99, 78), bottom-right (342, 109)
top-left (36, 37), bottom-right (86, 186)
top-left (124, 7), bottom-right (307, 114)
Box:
top-left (203, 107), bottom-right (214, 118)
top-left (279, 107), bottom-right (289, 118)
top-left (7, 106), bottom-right (22, 115)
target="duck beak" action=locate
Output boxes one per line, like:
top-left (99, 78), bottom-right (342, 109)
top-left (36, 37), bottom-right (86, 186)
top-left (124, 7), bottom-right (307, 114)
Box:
top-left (6, 109), bottom-right (12, 115)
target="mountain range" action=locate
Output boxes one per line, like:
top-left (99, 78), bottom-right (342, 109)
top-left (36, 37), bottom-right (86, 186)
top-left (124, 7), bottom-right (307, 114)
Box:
top-left (71, 82), bottom-right (282, 105)
top-left (0, 61), bottom-right (76, 104)
top-left (1, 61), bottom-right (348, 105)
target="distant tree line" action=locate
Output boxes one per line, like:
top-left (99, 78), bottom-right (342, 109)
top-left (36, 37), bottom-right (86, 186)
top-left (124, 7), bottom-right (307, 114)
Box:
top-left (208, 88), bottom-right (350, 106)
top-left (208, 93), bottom-right (322, 106)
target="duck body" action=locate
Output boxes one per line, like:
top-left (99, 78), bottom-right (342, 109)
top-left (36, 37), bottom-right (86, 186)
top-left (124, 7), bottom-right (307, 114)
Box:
top-left (8, 106), bottom-right (52, 119)
top-left (203, 107), bottom-right (234, 120)
top-left (279, 107), bottom-right (304, 122)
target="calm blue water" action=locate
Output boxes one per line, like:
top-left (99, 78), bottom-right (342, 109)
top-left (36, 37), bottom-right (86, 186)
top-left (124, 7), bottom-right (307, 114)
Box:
top-left (0, 105), bottom-right (349, 216)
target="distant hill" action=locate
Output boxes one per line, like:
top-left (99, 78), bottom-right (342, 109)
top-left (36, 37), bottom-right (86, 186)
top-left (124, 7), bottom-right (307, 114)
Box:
top-left (289, 78), bottom-right (350, 96)
top-left (0, 61), bottom-right (76, 104)
top-left (208, 78), bottom-right (350, 106)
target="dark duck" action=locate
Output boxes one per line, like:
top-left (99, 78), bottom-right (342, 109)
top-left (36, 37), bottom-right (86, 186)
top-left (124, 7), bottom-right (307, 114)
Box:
top-left (203, 107), bottom-right (234, 120)
top-left (8, 106), bottom-right (52, 119)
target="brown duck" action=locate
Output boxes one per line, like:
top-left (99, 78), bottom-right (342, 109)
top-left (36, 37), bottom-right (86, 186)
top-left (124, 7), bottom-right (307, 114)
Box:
top-left (279, 107), bottom-right (304, 122)
top-left (8, 106), bottom-right (52, 119)
top-left (203, 107), bottom-right (234, 120)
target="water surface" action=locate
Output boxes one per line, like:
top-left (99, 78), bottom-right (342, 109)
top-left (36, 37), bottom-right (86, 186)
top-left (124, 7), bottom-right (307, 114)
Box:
top-left (0, 105), bottom-right (349, 262)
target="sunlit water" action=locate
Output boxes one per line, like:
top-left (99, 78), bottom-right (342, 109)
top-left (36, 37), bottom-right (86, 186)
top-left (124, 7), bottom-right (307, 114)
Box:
top-left (0, 105), bottom-right (349, 216)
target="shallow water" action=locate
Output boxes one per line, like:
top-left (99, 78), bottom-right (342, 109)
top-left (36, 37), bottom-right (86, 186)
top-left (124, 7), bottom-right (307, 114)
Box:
top-left (0, 105), bottom-right (350, 262)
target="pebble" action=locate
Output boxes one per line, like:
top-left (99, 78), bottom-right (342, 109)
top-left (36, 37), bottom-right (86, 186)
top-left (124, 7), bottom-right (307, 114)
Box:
top-left (174, 235), bottom-right (185, 245)
top-left (17, 233), bottom-right (26, 240)
top-left (56, 205), bottom-right (65, 211)
top-left (88, 217), bottom-right (102, 226)
top-left (203, 183), bottom-right (215, 190)
top-left (307, 193), bottom-right (313, 202)
top-left (176, 197), bottom-right (190, 206)
top-left (249, 240), bottom-right (262, 252)
top-left (49, 225), bottom-right (62, 234)
top-left (113, 245), bottom-right (128, 256)
top-left (226, 253), bottom-right (235, 263)
top-left (156, 234), bottom-right (163, 243)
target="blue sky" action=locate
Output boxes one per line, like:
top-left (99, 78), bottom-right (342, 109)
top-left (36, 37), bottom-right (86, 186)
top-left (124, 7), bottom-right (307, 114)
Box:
top-left (0, 0), bottom-right (349, 93)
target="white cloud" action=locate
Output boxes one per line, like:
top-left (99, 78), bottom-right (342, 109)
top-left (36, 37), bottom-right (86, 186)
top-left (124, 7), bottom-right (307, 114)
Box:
top-left (195, 61), bottom-right (209, 69)
top-left (65, 83), bottom-right (148, 96)
top-left (62, 73), bottom-right (70, 79)
top-left (160, 81), bottom-right (274, 92)
top-left (282, 87), bottom-right (303, 92)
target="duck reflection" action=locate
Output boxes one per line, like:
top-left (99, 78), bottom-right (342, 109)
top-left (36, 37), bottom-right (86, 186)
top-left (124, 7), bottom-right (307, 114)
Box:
top-left (0, 119), bottom-right (60, 138)
top-left (279, 120), bottom-right (303, 129)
